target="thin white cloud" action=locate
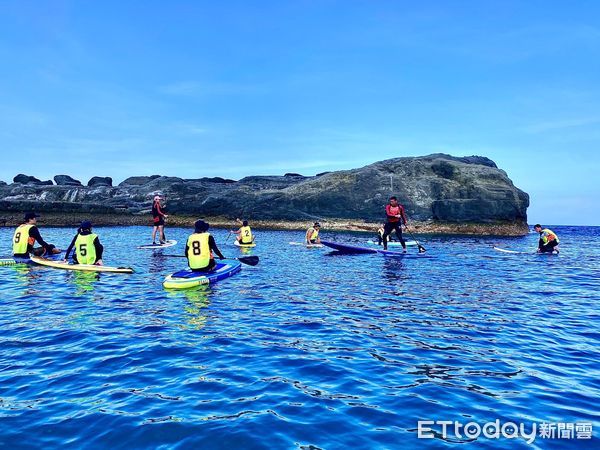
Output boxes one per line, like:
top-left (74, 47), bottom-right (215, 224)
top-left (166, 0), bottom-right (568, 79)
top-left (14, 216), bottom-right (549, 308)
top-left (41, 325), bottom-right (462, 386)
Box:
top-left (158, 81), bottom-right (266, 97)
top-left (522, 117), bottom-right (600, 134)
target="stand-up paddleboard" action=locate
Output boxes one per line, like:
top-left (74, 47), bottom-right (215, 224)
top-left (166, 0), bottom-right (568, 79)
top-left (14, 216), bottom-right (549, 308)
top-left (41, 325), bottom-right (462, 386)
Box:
top-left (1, 253), bottom-right (63, 266)
top-left (366, 240), bottom-right (418, 247)
top-left (163, 260), bottom-right (242, 289)
top-left (0, 258), bottom-right (25, 266)
top-left (493, 247), bottom-right (559, 255)
top-left (321, 240), bottom-right (426, 257)
top-left (289, 241), bottom-right (324, 248)
top-left (138, 240), bottom-right (177, 249)
top-left (234, 241), bottom-right (256, 248)
top-left (321, 241), bottom-right (378, 254)
top-left (30, 257), bottom-right (135, 273)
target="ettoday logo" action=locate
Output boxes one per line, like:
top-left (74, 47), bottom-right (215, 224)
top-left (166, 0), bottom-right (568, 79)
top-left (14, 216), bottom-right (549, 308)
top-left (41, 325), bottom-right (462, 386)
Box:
top-left (417, 420), bottom-right (593, 444)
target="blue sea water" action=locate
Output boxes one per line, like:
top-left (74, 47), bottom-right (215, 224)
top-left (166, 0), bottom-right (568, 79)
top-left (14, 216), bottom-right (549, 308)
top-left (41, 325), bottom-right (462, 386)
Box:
top-left (0, 225), bottom-right (598, 449)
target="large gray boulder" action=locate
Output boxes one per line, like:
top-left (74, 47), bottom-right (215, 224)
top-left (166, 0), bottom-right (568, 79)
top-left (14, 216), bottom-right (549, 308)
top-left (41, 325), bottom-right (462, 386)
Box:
top-left (13, 174), bottom-right (53, 185)
top-left (54, 175), bottom-right (82, 186)
top-left (119, 175), bottom-right (161, 186)
top-left (88, 176), bottom-right (113, 187)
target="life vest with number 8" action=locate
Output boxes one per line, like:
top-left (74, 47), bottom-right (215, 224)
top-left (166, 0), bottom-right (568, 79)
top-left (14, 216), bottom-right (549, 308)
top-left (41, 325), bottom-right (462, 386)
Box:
top-left (187, 232), bottom-right (212, 269)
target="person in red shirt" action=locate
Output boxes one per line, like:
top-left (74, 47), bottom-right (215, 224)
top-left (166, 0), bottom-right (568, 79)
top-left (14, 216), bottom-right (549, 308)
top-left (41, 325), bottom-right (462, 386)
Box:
top-left (151, 195), bottom-right (169, 244)
top-left (383, 196), bottom-right (408, 251)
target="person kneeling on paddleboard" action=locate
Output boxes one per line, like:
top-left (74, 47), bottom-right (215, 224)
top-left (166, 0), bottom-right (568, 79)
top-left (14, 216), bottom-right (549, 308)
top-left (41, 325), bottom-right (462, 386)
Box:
top-left (12, 212), bottom-right (60, 258)
top-left (64, 221), bottom-right (104, 265)
top-left (382, 197), bottom-right (408, 252)
top-left (231, 219), bottom-right (254, 245)
top-left (534, 224), bottom-right (560, 253)
top-left (306, 222), bottom-right (321, 245)
top-left (186, 220), bottom-right (225, 272)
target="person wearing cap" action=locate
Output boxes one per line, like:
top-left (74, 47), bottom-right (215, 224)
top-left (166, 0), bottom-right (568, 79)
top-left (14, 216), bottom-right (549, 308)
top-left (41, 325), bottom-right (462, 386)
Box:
top-left (152, 195), bottom-right (169, 245)
top-left (305, 222), bottom-right (321, 245)
top-left (534, 224), bottom-right (560, 253)
top-left (12, 212), bottom-right (60, 258)
top-left (185, 220), bottom-right (225, 272)
top-left (64, 221), bottom-right (104, 265)
top-left (231, 218), bottom-right (254, 245)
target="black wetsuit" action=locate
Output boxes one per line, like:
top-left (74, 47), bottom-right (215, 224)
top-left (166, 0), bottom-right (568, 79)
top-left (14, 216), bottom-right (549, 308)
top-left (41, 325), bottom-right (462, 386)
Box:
top-left (539, 239), bottom-right (559, 253)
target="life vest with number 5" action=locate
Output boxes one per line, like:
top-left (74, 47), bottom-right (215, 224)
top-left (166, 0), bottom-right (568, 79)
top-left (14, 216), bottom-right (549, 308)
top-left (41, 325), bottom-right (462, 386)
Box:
top-left (75, 233), bottom-right (98, 264)
top-left (187, 232), bottom-right (212, 269)
top-left (13, 224), bottom-right (34, 255)
top-left (240, 226), bottom-right (253, 244)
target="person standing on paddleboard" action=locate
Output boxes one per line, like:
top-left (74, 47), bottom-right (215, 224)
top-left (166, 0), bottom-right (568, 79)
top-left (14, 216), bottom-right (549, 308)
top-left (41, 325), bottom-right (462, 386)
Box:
top-left (305, 222), bottom-right (321, 245)
top-left (63, 221), bottom-right (104, 265)
top-left (12, 212), bottom-right (60, 258)
top-left (232, 219), bottom-right (254, 245)
top-left (534, 224), bottom-right (560, 253)
top-left (382, 196), bottom-right (408, 252)
top-left (152, 195), bottom-right (168, 245)
top-left (186, 220), bottom-right (225, 272)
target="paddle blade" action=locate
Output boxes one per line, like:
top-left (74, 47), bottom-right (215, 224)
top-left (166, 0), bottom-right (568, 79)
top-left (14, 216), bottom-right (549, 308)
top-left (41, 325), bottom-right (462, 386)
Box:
top-left (237, 256), bottom-right (259, 266)
top-left (418, 245), bottom-right (426, 253)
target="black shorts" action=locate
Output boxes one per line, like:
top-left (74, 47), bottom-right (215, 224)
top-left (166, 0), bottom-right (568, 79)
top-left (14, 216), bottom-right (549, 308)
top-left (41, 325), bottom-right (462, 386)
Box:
top-left (153, 217), bottom-right (165, 227)
top-left (540, 240), bottom-right (559, 253)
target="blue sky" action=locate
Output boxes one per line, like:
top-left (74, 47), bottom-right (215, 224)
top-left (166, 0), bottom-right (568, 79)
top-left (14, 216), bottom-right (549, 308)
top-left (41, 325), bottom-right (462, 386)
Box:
top-left (0, 1), bottom-right (598, 225)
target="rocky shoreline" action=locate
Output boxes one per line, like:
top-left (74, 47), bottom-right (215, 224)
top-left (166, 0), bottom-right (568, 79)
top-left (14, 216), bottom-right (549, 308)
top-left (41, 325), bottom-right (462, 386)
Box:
top-left (0, 154), bottom-right (530, 236)
top-left (0, 211), bottom-right (529, 236)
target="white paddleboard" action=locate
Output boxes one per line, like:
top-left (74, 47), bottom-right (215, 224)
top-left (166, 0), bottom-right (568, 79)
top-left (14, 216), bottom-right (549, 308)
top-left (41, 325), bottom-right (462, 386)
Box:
top-left (234, 241), bottom-right (256, 248)
top-left (366, 240), bottom-right (418, 247)
top-left (138, 240), bottom-right (177, 249)
top-left (30, 257), bottom-right (134, 273)
top-left (289, 241), bottom-right (324, 248)
top-left (493, 247), bottom-right (559, 255)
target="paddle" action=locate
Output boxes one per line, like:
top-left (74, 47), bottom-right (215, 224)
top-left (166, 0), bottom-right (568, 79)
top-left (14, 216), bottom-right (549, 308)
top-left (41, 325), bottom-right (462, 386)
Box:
top-left (404, 225), bottom-right (426, 253)
top-left (163, 255), bottom-right (259, 266)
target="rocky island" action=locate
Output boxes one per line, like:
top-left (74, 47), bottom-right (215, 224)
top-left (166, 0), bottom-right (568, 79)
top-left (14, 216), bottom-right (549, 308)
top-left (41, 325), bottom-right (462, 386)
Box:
top-left (0, 154), bottom-right (529, 235)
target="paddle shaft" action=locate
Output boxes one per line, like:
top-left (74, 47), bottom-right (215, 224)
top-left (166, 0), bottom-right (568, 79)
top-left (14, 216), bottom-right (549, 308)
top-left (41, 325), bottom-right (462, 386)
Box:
top-left (404, 226), bottom-right (426, 252)
top-left (162, 254), bottom-right (259, 266)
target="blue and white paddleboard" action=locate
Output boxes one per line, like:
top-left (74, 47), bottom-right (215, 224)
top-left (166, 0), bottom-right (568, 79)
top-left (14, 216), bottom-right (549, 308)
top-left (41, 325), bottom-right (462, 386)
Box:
top-left (163, 260), bottom-right (242, 289)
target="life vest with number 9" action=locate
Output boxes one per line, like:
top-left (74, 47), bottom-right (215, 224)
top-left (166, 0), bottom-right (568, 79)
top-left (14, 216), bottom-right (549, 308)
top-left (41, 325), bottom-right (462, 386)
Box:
top-left (13, 224), bottom-right (34, 255)
top-left (75, 233), bottom-right (98, 264)
top-left (187, 233), bottom-right (212, 269)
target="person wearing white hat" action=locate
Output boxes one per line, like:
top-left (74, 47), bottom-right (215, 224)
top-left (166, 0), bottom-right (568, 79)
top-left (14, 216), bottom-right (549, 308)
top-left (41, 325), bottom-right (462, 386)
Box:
top-left (151, 195), bottom-right (169, 244)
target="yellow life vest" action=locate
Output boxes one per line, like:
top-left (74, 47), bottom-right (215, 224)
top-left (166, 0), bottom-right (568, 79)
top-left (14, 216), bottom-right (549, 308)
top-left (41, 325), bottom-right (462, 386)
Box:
top-left (187, 232), bottom-right (212, 269)
top-left (75, 233), bottom-right (98, 264)
top-left (240, 226), bottom-right (253, 244)
top-left (309, 228), bottom-right (319, 241)
top-left (13, 224), bottom-right (33, 255)
top-left (541, 228), bottom-right (559, 244)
